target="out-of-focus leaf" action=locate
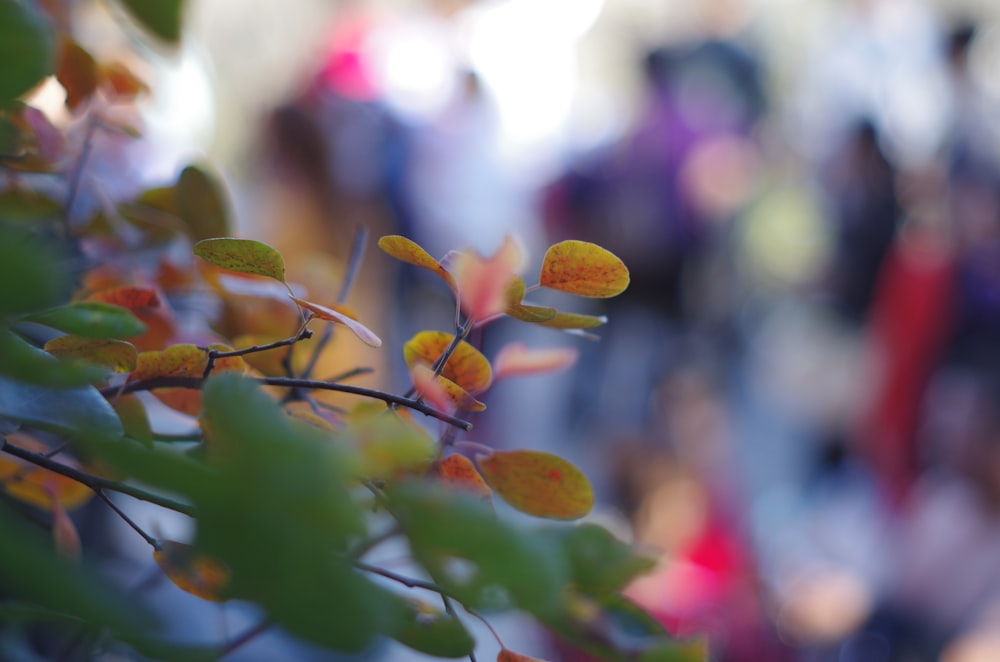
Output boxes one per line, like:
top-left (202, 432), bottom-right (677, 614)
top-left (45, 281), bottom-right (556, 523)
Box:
top-left (44, 336), bottom-right (138, 373)
top-left (99, 61), bottom-right (149, 100)
top-left (153, 541), bottom-right (230, 602)
top-left (537, 311), bottom-right (608, 330)
top-left (0, 224), bottom-right (67, 317)
top-left (410, 362), bottom-right (453, 413)
top-left (493, 343), bottom-right (578, 380)
top-left (377, 235), bottom-right (455, 290)
top-left (86, 286), bottom-right (175, 352)
top-left (176, 165), bottom-right (229, 241)
top-left (51, 497), bottom-right (81, 561)
top-left (0, 329), bottom-right (107, 386)
top-left (1, 433), bottom-right (93, 511)
top-left (289, 294), bottom-right (382, 348)
top-left (0, 375), bottom-right (122, 443)
top-left (87, 285), bottom-right (160, 309)
top-left (436, 454), bottom-right (492, 503)
top-left (558, 524), bottom-right (657, 597)
top-left (391, 596), bottom-right (476, 658)
top-left (55, 39), bottom-right (97, 110)
top-left (389, 481), bottom-right (567, 616)
top-left (341, 402), bottom-right (434, 479)
top-left (403, 330), bottom-right (492, 393)
top-left (0, 0), bottom-right (54, 102)
top-left (539, 240), bottom-right (630, 298)
top-left (0, 188), bottom-right (61, 222)
top-left (26, 301), bottom-right (146, 338)
top-left (132, 344), bottom-right (246, 415)
top-left (116, 0), bottom-right (185, 43)
top-left (112, 394), bottom-right (152, 447)
top-left (477, 450), bottom-right (593, 521)
top-left (0, 500), bottom-right (147, 633)
top-left (451, 236), bottom-right (522, 322)
top-left (497, 649), bottom-right (550, 662)
top-left (193, 237), bottom-right (286, 283)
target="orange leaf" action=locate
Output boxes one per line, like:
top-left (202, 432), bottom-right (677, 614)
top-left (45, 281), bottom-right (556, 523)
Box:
top-left (132, 344), bottom-right (247, 415)
top-left (289, 294), bottom-right (382, 348)
top-left (451, 236), bottom-right (523, 322)
top-left (539, 240), bottom-right (629, 298)
top-left (51, 497), bottom-right (82, 562)
top-left (403, 331), bottom-right (492, 393)
top-left (378, 235), bottom-right (455, 290)
top-left (477, 450), bottom-right (593, 520)
top-left (154, 541), bottom-right (230, 602)
top-left (497, 650), bottom-right (550, 662)
top-left (1, 433), bottom-right (93, 511)
top-left (87, 286), bottom-right (160, 309)
top-left (86, 286), bottom-right (174, 350)
top-left (99, 61), bottom-right (149, 100)
top-left (411, 363), bottom-right (453, 413)
top-left (56, 39), bottom-right (98, 111)
top-left (437, 454), bottom-right (492, 502)
top-left (493, 343), bottom-right (578, 380)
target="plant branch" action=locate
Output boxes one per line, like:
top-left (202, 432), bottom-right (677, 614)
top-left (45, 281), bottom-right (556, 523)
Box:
top-left (350, 525), bottom-right (399, 560)
top-left (62, 114), bottom-right (99, 236)
top-left (0, 441), bottom-right (195, 517)
top-left (216, 619), bottom-right (271, 660)
top-left (355, 561), bottom-right (451, 595)
top-left (108, 376), bottom-right (473, 431)
top-left (96, 489), bottom-right (160, 550)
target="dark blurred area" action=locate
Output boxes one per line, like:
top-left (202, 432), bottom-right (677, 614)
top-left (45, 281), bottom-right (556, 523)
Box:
top-left (65, 0), bottom-right (1000, 659)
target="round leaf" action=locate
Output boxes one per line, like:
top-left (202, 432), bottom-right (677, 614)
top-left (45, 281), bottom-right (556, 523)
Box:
top-left (392, 597), bottom-right (477, 658)
top-left (377, 235), bottom-right (455, 290)
top-left (403, 330), bottom-right (492, 393)
top-left (176, 165), bottom-right (230, 241)
top-left (193, 238), bottom-right (286, 283)
top-left (478, 450), bottom-right (593, 520)
top-left (493, 343), bottom-right (578, 380)
top-left (437, 454), bottom-right (492, 502)
top-left (539, 240), bottom-right (630, 298)
top-left (44, 337), bottom-right (138, 373)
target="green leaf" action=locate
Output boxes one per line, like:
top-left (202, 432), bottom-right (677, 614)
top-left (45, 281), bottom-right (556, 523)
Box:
top-left (390, 596), bottom-right (476, 658)
top-left (0, 188), bottom-right (62, 222)
top-left (193, 237), bottom-right (286, 283)
top-left (115, 0), bottom-right (185, 43)
top-left (389, 481), bottom-right (568, 617)
top-left (26, 301), bottom-right (146, 338)
top-left (0, 0), bottom-right (55, 102)
top-left (0, 224), bottom-right (68, 317)
top-left (0, 329), bottom-right (108, 386)
top-left (0, 375), bottom-right (123, 443)
top-left (558, 524), bottom-right (657, 597)
top-left (176, 164), bottom-right (230, 241)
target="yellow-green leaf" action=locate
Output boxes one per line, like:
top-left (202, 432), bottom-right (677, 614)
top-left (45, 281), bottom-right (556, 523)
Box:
top-left (27, 301), bottom-right (146, 338)
top-left (43, 337), bottom-right (137, 373)
top-left (537, 311), bottom-right (608, 330)
top-left (113, 394), bottom-right (152, 447)
top-left (289, 294), bottom-right (382, 348)
top-left (478, 450), bottom-right (593, 520)
top-left (403, 330), bottom-right (492, 393)
top-left (193, 238), bottom-right (286, 283)
top-left (539, 240), bottom-right (629, 298)
top-left (378, 235), bottom-right (455, 290)
top-left (131, 344), bottom-right (206, 381)
top-left (176, 164), bottom-right (229, 241)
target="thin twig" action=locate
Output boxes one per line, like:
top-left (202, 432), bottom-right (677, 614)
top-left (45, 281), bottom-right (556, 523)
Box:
top-left (0, 441), bottom-right (195, 516)
top-left (349, 525), bottom-right (400, 561)
top-left (96, 489), bottom-right (161, 550)
top-left (323, 366), bottom-right (374, 383)
top-left (63, 115), bottom-right (99, 235)
top-left (355, 562), bottom-right (450, 595)
top-left (107, 376), bottom-right (473, 431)
top-left (201, 327), bottom-right (314, 380)
top-left (215, 619), bottom-right (271, 660)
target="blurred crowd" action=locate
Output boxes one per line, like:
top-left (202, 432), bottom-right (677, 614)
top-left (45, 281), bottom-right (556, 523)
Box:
top-left (222, 0), bottom-right (1000, 660)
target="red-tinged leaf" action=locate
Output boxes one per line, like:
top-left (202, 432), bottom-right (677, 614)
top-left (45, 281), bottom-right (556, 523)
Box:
top-left (410, 362), bottom-right (453, 413)
top-left (44, 337), bottom-right (137, 373)
top-left (538, 311), bottom-right (607, 330)
top-left (289, 294), bottom-right (382, 348)
top-left (437, 454), bottom-right (492, 502)
top-left (497, 649), bottom-right (550, 662)
top-left (539, 240), bottom-right (630, 298)
top-left (435, 375), bottom-right (487, 412)
top-left (55, 39), bottom-right (98, 111)
top-left (87, 286), bottom-right (160, 310)
top-left (377, 235), bottom-right (455, 290)
top-left (478, 450), bottom-right (593, 520)
top-left (403, 330), bottom-right (492, 393)
top-left (452, 235), bottom-right (523, 322)
top-left (493, 343), bottom-right (578, 381)
top-left (51, 496), bottom-right (81, 562)
top-left (153, 541), bottom-right (230, 602)
top-left (99, 61), bottom-right (148, 100)
top-left (193, 237), bottom-right (286, 283)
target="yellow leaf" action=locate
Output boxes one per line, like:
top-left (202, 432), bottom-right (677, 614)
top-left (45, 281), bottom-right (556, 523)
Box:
top-left (154, 541), bottom-right (230, 602)
top-left (477, 450), bottom-right (593, 520)
top-left (403, 331), bottom-right (492, 393)
top-left (539, 240), bottom-right (629, 298)
top-left (289, 294), bottom-right (382, 348)
top-left (1, 433), bottom-right (93, 511)
top-left (132, 344), bottom-right (247, 415)
top-left (44, 336), bottom-right (138, 373)
top-left (436, 454), bottom-right (492, 503)
top-left (493, 343), bottom-right (578, 380)
top-left (378, 235), bottom-right (455, 290)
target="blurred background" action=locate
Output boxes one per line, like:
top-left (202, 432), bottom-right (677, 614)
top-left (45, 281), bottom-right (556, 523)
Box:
top-left (46, 0), bottom-right (1000, 659)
